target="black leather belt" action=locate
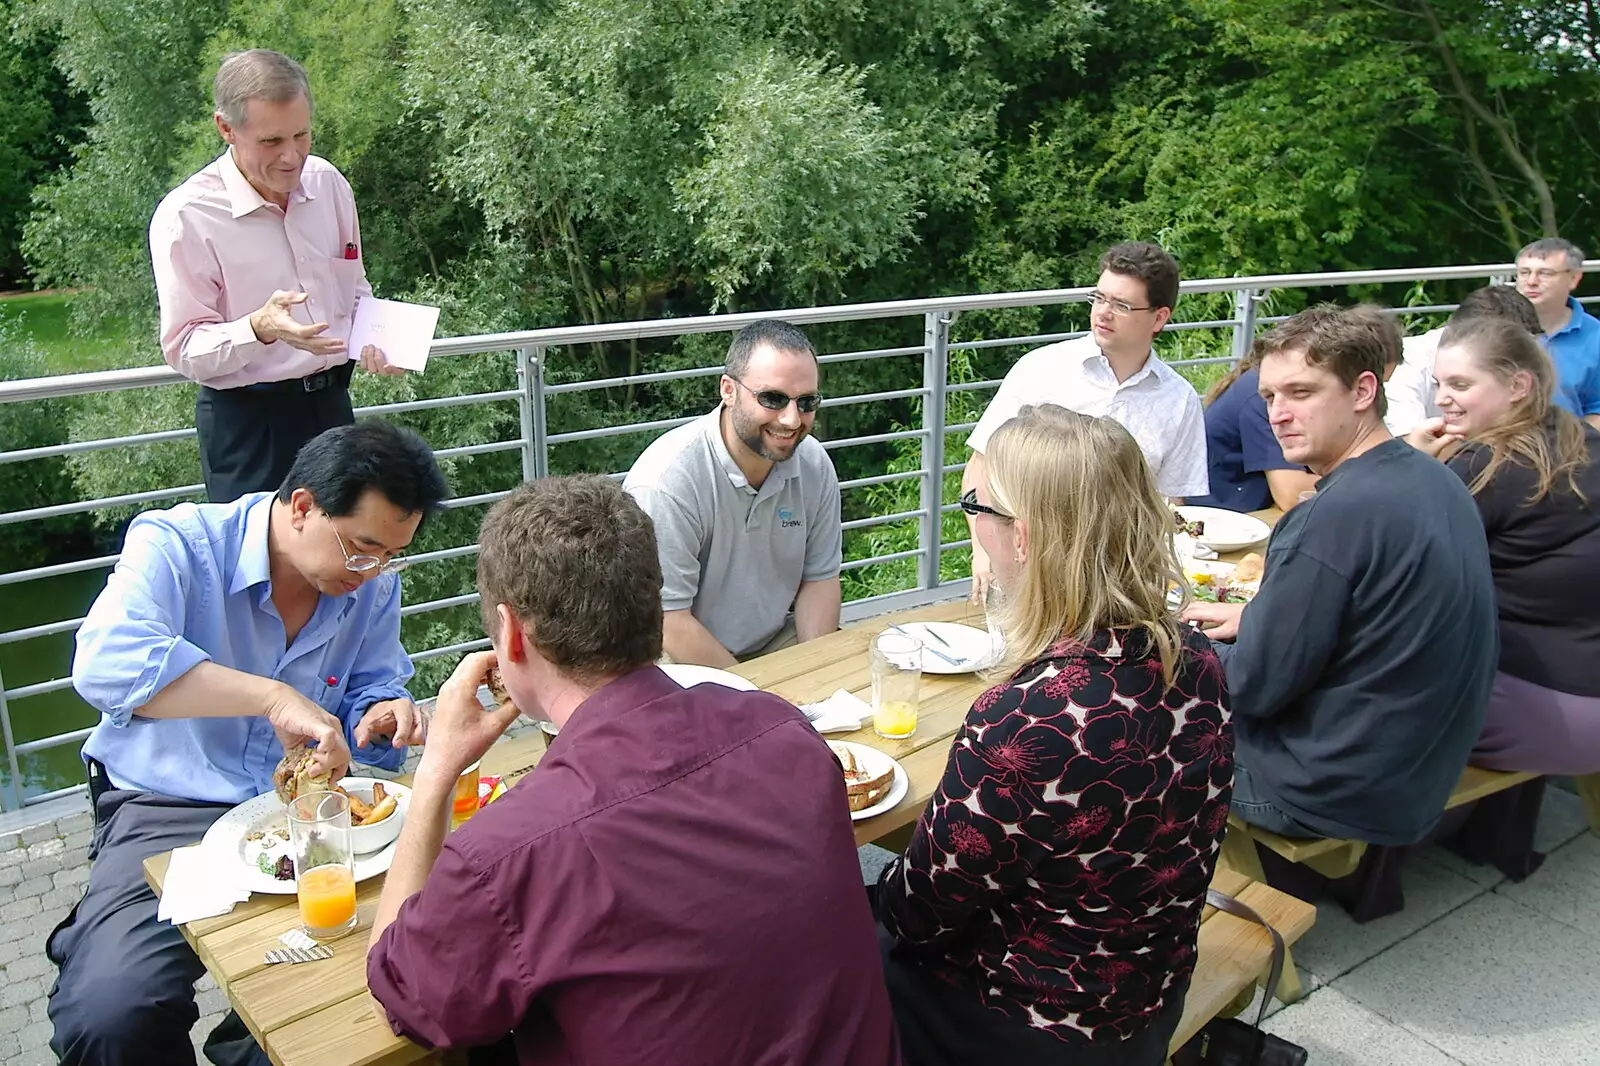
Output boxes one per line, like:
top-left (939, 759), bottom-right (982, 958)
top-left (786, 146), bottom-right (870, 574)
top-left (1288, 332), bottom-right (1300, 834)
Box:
top-left (240, 362), bottom-right (353, 394)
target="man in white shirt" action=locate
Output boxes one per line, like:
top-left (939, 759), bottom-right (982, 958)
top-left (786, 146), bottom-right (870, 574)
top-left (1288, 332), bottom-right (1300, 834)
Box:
top-left (1383, 285), bottom-right (1542, 436)
top-left (963, 242), bottom-right (1207, 600)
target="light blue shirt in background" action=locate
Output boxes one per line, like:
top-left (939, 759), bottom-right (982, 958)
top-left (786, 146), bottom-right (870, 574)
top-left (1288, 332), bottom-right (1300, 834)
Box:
top-left (1546, 297), bottom-right (1600, 417)
top-left (75, 492), bottom-right (414, 804)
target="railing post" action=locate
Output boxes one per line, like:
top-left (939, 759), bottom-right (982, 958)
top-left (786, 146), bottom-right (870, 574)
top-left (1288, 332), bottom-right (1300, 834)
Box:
top-left (1231, 288), bottom-right (1259, 363)
top-left (0, 668), bottom-right (23, 812)
top-left (517, 346), bottom-right (550, 481)
top-left (919, 312), bottom-right (953, 590)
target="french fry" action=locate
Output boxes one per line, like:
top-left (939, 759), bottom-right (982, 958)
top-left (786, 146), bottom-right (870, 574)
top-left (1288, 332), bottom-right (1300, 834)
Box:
top-left (346, 792), bottom-right (374, 822)
top-left (361, 795), bottom-right (397, 826)
top-left (371, 782), bottom-right (387, 804)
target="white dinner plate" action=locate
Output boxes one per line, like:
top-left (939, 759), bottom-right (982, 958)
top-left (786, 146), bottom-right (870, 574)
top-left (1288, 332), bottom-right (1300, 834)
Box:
top-left (888, 621), bottom-right (998, 674)
top-left (830, 741), bottom-right (909, 822)
top-left (660, 663), bottom-right (759, 692)
top-left (200, 776), bottom-right (411, 896)
top-left (1174, 506), bottom-right (1272, 553)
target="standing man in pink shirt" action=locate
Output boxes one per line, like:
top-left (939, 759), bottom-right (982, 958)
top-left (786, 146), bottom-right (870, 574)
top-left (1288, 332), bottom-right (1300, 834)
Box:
top-left (151, 49), bottom-right (403, 502)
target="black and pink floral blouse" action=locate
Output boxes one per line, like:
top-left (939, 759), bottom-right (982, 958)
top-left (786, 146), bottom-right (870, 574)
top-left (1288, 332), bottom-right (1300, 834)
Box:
top-left (876, 625), bottom-right (1233, 1044)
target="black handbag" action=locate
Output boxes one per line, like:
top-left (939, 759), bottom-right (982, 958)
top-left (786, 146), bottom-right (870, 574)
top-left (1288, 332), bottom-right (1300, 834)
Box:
top-left (1169, 889), bottom-right (1309, 1066)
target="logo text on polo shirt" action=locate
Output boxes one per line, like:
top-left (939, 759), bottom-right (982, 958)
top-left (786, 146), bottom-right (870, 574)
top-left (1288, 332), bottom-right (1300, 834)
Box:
top-left (777, 508), bottom-right (802, 528)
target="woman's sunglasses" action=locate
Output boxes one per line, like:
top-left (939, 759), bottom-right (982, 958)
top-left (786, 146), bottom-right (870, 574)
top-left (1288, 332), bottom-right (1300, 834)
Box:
top-left (733, 378), bottom-right (823, 414)
top-left (958, 488), bottom-right (1012, 520)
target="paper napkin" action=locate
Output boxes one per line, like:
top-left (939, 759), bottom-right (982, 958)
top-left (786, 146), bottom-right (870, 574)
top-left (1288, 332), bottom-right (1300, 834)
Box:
top-left (800, 689), bottom-right (873, 734)
top-left (157, 843), bottom-right (253, 925)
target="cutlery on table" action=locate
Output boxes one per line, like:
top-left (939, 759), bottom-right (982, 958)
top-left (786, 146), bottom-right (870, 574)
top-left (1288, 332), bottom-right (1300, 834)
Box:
top-left (888, 623), bottom-right (965, 667)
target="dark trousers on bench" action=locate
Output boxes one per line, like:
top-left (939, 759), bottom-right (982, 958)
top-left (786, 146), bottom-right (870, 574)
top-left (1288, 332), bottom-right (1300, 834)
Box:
top-left (877, 925), bottom-right (1188, 1066)
top-left (45, 788), bottom-right (270, 1066)
top-left (1229, 759), bottom-right (1323, 839)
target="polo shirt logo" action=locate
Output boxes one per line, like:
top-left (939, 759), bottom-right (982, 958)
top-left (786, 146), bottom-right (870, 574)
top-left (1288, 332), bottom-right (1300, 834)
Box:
top-left (778, 507), bottom-right (802, 529)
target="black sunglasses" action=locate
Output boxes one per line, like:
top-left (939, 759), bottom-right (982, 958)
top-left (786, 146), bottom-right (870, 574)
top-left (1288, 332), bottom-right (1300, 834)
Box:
top-left (733, 378), bottom-right (823, 414)
top-left (959, 488), bottom-right (1012, 520)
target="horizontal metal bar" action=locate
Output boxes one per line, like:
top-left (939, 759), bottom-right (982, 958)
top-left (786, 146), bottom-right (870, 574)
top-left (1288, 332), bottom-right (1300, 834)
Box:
top-left (409, 637), bottom-right (492, 663)
top-left (841, 508), bottom-right (924, 532)
top-left (543, 345), bottom-right (930, 397)
top-left (439, 490), bottom-right (513, 511)
top-left (24, 782), bottom-right (89, 806)
top-left (939, 538), bottom-right (973, 552)
top-left (821, 428), bottom-right (925, 450)
top-left (0, 617), bottom-right (85, 645)
top-left (6, 260), bottom-right (1581, 405)
top-left (819, 387), bottom-right (926, 409)
top-left (838, 470), bottom-right (924, 492)
top-left (355, 390), bottom-right (521, 419)
top-left (401, 543), bottom-right (481, 567)
top-left (432, 439), bottom-right (526, 461)
top-left (945, 380), bottom-right (1001, 395)
top-left (0, 485), bottom-right (202, 527)
top-left (950, 330), bottom-right (1088, 353)
top-left (839, 547), bottom-right (924, 572)
top-left (0, 554), bottom-right (118, 586)
top-left (399, 592), bottom-right (481, 618)
top-left (0, 426), bottom-right (196, 466)
top-left (15, 726), bottom-right (94, 754)
top-left (4, 677), bottom-right (74, 700)
top-left (547, 414), bottom-right (696, 445)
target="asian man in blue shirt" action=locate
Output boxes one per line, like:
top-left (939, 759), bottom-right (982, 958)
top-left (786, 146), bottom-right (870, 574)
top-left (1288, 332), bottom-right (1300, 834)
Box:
top-left (47, 418), bottom-right (448, 1066)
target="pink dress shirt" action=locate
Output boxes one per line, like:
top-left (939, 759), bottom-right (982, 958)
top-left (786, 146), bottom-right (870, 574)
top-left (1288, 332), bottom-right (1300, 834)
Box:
top-left (149, 150), bottom-right (372, 389)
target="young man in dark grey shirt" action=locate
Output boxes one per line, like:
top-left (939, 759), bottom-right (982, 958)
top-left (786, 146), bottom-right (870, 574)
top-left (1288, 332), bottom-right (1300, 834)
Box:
top-left (1184, 306), bottom-right (1497, 845)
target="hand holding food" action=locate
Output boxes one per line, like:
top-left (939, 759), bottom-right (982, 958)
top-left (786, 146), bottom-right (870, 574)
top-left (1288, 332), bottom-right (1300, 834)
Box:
top-left (264, 686), bottom-right (350, 784)
top-left (354, 697), bottom-right (426, 749)
top-left (416, 651), bottom-right (524, 782)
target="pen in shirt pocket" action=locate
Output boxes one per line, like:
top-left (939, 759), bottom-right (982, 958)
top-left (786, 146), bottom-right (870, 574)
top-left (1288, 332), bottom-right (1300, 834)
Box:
top-left (343, 242), bottom-right (358, 260)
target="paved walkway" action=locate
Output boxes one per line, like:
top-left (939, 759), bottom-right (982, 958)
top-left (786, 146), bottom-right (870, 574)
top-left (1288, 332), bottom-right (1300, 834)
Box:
top-left (3, 778), bottom-right (1595, 1065)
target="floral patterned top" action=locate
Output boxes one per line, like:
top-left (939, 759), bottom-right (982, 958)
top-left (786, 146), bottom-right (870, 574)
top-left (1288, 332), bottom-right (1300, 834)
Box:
top-left (876, 626), bottom-right (1233, 1044)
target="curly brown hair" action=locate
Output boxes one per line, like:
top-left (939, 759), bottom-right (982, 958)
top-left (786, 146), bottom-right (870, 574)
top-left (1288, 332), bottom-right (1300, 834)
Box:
top-left (477, 476), bottom-right (663, 680)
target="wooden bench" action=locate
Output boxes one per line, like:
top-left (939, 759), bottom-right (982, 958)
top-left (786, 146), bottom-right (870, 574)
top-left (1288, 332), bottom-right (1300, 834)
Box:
top-left (1166, 867), bottom-right (1317, 1061)
top-left (1221, 766), bottom-right (1540, 923)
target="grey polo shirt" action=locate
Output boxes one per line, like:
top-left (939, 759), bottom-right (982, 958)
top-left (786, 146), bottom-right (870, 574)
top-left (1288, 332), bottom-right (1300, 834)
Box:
top-left (623, 409), bottom-right (843, 657)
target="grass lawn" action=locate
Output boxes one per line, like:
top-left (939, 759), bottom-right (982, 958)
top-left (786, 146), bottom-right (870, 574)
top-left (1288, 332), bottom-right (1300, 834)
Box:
top-left (0, 291), bottom-right (148, 377)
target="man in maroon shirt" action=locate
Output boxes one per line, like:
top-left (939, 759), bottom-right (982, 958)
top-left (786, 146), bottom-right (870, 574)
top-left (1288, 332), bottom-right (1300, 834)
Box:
top-left (366, 475), bottom-right (901, 1065)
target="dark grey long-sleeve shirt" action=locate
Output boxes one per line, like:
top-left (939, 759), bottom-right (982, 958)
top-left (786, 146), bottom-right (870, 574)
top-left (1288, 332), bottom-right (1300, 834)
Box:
top-left (1218, 439), bottom-right (1498, 845)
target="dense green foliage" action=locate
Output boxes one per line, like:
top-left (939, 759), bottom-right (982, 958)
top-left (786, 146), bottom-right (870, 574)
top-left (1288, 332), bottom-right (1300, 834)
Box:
top-left (1, 0), bottom-right (1597, 720)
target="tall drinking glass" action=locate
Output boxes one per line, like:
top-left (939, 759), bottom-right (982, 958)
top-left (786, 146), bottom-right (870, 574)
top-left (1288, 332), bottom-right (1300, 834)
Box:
top-left (871, 631), bottom-right (923, 740)
top-left (287, 791), bottom-right (357, 941)
top-left (451, 760), bottom-right (483, 829)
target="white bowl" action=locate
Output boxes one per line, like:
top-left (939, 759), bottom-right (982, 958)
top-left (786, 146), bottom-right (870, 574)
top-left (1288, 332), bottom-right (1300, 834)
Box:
top-left (341, 776), bottom-right (409, 855)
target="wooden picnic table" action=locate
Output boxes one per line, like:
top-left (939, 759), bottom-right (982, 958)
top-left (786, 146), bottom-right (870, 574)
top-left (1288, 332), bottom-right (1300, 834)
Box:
top-left (142, 511), bottom-right (1287, 1066)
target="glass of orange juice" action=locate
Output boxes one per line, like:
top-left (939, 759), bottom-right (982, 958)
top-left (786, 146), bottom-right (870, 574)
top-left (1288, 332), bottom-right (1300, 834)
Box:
top-left (287, 790), bottom-right (357, 941)
top-left (871, 631), bottom-right (922, 740)
top-left (450, 760), bottom-right (482, 830)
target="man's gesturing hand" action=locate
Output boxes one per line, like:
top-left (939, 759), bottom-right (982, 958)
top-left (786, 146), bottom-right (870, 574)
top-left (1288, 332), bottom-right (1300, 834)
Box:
top-left (249, 290), bottom-right (347, 358)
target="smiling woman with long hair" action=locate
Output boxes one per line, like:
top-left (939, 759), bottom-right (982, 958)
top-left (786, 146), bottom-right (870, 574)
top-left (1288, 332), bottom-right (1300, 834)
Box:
top-left (873, 404), bottom-right (1234, 1066)
top-left (1410, 316), bottom-right (1600, 773)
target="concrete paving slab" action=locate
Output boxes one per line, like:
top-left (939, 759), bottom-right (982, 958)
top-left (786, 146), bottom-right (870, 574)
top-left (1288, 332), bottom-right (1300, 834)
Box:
top-left (1292, 853), bottom-right (1489, 984)
top-left (1334, 891), bottom-right (1600, 1066)
top-left (1263, 986), bottom-right (1465, 1064)
top-left (1497, 832), bottom-right (1600, 938)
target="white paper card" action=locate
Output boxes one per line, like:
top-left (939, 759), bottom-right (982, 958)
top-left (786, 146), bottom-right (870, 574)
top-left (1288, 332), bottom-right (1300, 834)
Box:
top-left (347, 296), bottom-right (441, 372)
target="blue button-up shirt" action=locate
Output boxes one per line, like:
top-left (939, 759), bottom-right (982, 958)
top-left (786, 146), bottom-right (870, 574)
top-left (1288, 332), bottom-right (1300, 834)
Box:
top-left (1546, 297), bottom-right (1600, 417)
top-left (75, 492), bottom-right (413, 804)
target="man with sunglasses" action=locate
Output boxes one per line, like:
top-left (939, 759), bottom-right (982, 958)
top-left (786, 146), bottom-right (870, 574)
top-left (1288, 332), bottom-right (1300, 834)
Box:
top-left (962, 242), bottom-right (1209, 602)
top-left (625, 320), bottom-right (842, 666)
top-left (49, 419), bottom-right (448, 1066)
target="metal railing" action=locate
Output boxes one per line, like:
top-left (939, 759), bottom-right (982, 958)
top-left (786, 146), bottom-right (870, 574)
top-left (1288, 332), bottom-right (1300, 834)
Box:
top-left (0, 259), bottom-right (1592, 811)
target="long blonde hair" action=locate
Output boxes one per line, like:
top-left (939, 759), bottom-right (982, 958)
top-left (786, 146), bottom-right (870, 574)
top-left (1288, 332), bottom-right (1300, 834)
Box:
top-left (1439, 316), bottom-right (1590, 504)
top-left (983, 404), bottom-right (1188, 686)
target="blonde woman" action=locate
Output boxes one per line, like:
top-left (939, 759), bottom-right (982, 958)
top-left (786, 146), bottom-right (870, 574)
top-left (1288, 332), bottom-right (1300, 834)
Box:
top-left (874, 405), bottom-right (1233, 1066)
top-left (1408, 316), bottom-right (1600, 773)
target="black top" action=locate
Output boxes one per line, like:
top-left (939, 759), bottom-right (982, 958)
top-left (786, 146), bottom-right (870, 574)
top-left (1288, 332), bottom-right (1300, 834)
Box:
top-left (1217, 439), bottom-right (1498, 845)
top-left (1448, 420), bottom-right (1600, 697)
top-left (1189, 368), bottom-right (1304, 513)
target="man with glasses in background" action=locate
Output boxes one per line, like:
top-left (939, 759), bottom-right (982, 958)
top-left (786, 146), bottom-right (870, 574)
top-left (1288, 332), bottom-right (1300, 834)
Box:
top-left (48, 419), bottom-right (448, 1066)
top-left (962, 242), bottom-right (1209, 601)
top-left (624, 320), bottom-right (842, 666)
top-left (1513, 237), bottom-right (1600, 430)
